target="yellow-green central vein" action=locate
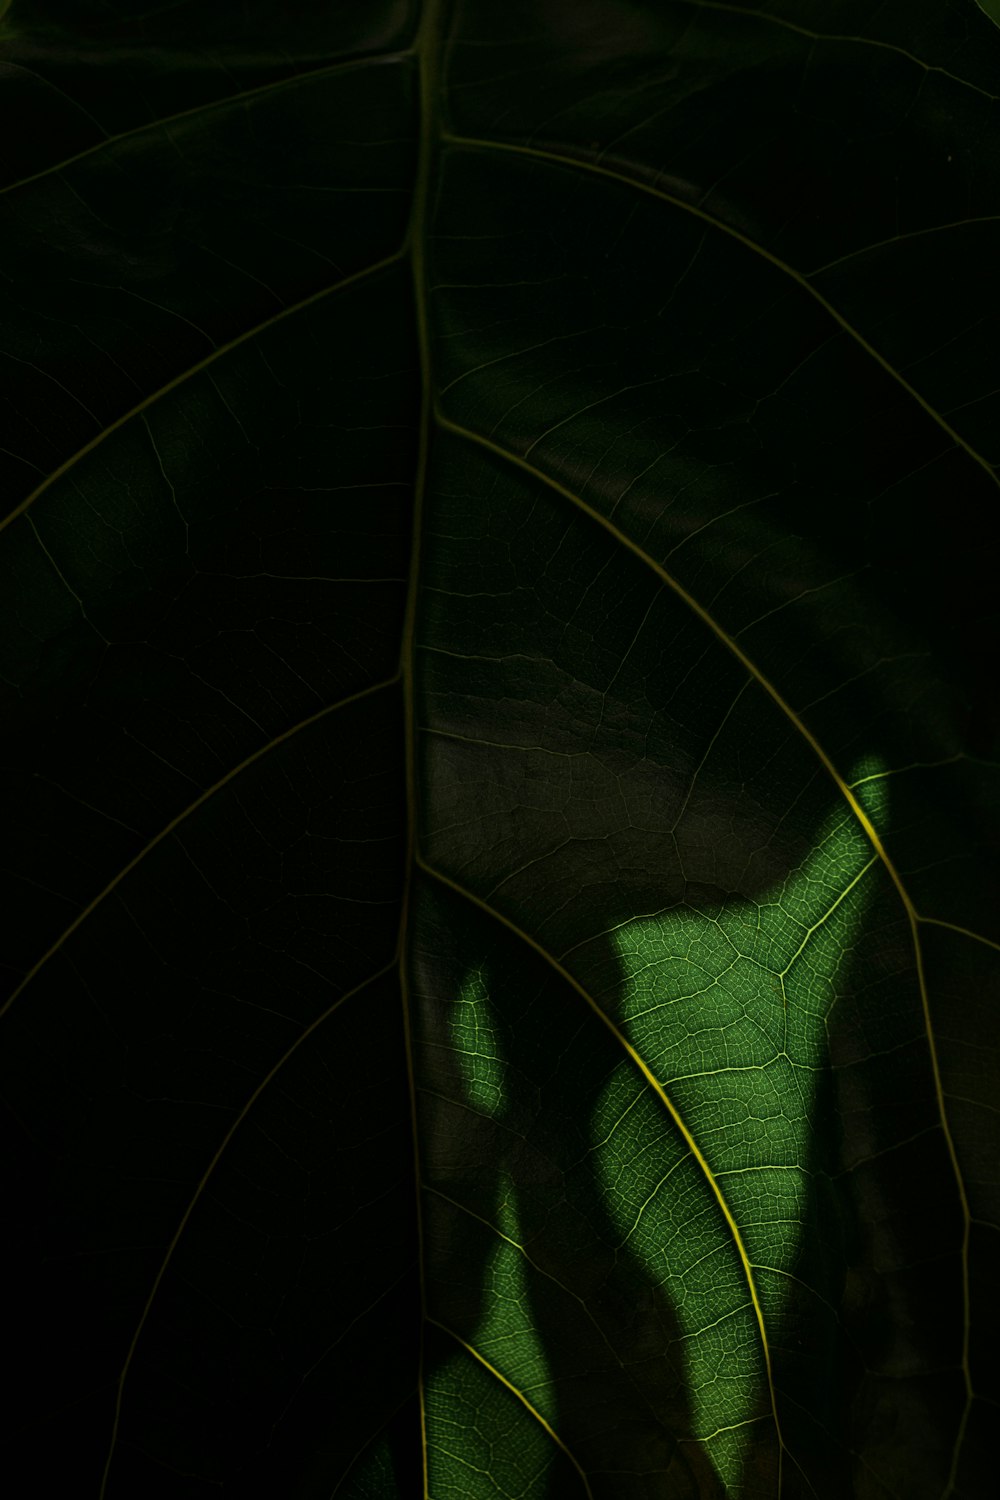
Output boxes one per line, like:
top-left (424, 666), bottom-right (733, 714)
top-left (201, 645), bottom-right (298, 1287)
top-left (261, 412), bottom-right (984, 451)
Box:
top-left (400, 3), bottom-right (445, 1494)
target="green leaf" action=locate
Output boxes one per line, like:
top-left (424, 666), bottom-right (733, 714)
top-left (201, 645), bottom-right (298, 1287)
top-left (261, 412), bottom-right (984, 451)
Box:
top-left (1, 2), bottom-right (998, 1497)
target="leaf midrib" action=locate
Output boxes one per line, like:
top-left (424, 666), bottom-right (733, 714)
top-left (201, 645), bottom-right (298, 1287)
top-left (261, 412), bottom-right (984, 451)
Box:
top-left (398, 1), bottom-right (444, 1493)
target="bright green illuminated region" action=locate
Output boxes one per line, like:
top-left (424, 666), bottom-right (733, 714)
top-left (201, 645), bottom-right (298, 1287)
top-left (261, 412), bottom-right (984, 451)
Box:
top-left (425, 1345), bottom-right (560, 1500)
top-left (443, 977), bottom-right (557, 1485)
top-left (467, 1179), bottom-right (556, 1419)
top-left (434, 762), bottom-right (889, 1495)
top-left (439, 974), bottom-right (567, 1494)
top-left (594, 759), bottom-right (888, 1488)
top-left (450, 962), bottom-right (507, 1118)
top-left (425, 1178), bottom-right (562, 1500)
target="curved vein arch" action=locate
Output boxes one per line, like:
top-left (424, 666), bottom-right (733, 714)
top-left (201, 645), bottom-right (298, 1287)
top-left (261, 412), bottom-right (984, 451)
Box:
top-left (670, 0), bottom-right (999, 101)
top-left (0, 247), bottom-right (406, 537)
top-left (438, 132), bottom-right (999, 494)
top-left (329, 1388), bottom-right (419, 1500)
top-left (806, 215), bottom-right (1000, 278)
top-left (96, 958), bottom-right (398, 1500)
top-left (919, 915), bottom-right (1000, 954)
top-left (0, 673), bottom-right (399, 1020)
top-left (432, 411), bottom-right (946, 917)
top-left (417, 853), bottom-right (788, 1469)
top-left (433, 414), bottom-right (976, 1467)
top-left (0, 48), bottom-right (414, 199)
top-left (426, 1316), bottom-right (594, 1500)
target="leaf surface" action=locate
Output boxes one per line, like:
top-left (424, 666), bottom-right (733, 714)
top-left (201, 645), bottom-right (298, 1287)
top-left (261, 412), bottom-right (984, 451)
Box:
top-left (1, 2), bottom-right (998, 1497)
